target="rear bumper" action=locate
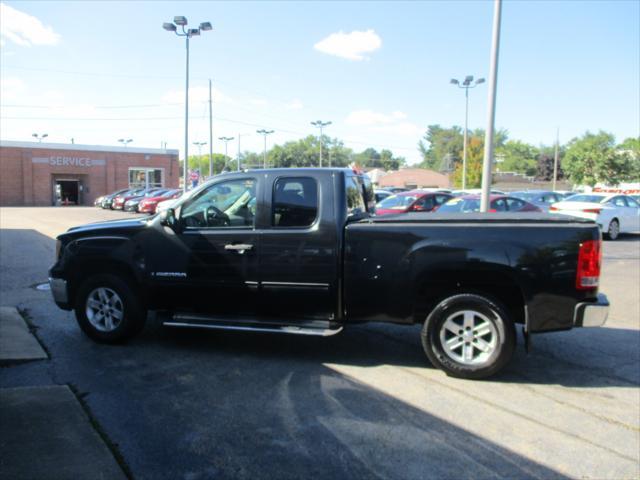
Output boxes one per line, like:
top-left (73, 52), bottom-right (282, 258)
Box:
top-left (574, 293), bottom-right (609, 327)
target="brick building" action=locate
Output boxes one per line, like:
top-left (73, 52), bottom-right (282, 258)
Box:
top-left (0, 141), bottom-right (180, 206)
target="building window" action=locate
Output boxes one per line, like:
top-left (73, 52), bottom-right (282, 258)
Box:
top-left (128, 168), bottom-right (164, 188)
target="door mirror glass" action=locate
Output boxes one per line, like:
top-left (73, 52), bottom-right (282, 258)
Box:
top-left (160, 208), bottom-right (178, 230)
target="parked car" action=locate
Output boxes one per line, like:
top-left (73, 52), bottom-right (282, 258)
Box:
top-left (100, 189), bottom-right (130, 209)
top-left (451, 189), bottom-right (505, 197)
top-left (386, 187), bottom-right (409, 193)
top-left (112, 188), bottom-right (146, 210)
top-left (435, 195), bottom-right (542, 213)
top-left (138, 189), bottom-right (183, 215)
top-left (376, 190), bottom-right (452, 215)
top-left (94, 195), bottom-right (105, 207)
top-left (510, 190), bottom-right (566, 212)
top-left (49, 168), bottom-right (608, 380)
top-left (374, 189), bottom-right (393, 204)
top-left (124, 188), bottom-right (168, 212)
top-left (156, 189), bottom-right (196, 213)
top-left (550, 193), bottom-right (640, 240)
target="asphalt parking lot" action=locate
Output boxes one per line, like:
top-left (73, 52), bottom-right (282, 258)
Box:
top-left (1, 207), bottom-right (638, 480)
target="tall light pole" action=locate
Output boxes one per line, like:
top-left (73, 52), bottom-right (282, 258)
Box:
top-left (163, 16), bottom-right (213, 191)
top-left (118, 138), bottom-right (133, 148)
top-left (219, 136), bottom-right (234, 171)
top-left (552, 127), bottom-right (560, 192)
top-left (480, 0), bottom-right (503, 213)
top-left (450, 76), bottom-right (485, 190)
top-left (193, 141), bottom-right (206, 157)
top-left (256, 129), bottom-right (274, 168)
top-left (311, 120), bottom-right (331, 167)
top-left (32, 133), bottom-right (48, 143)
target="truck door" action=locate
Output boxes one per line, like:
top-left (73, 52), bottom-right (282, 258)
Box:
top-left (172, 175), bottom-right (261, 316)
top-left (258, 173), bottom-right (338, 321)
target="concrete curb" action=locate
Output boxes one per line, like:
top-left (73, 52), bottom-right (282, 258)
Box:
top-left (0, 306), bottom-right (47, 363)
top-left (0, 385), bottom-right (127, 480)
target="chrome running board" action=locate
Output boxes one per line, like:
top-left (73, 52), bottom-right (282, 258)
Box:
top-left (164, 314), bottom-right (343, 337)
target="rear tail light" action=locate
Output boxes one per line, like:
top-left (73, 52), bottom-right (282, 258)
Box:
top-left (576, 239), bottom-right (601, 290)
top-left (583, 208), bottom-right (602, 214)
top-left (549, 206), bottom-right (559, 211)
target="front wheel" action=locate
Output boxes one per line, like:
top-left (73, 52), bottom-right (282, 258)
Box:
top-left (605, 219), bottom-right (620, 240)
top-left (421, 293), bottom-right (515, 379)
top-left (75, 274), bottom-right (147, 343)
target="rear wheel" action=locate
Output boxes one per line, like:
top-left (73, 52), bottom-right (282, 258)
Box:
top-left (421, 293), bottom-right (516, 379)
top-left (605, 219), bottom-right (620, 240)
top-left (75, 274), bottom-right (146, 343)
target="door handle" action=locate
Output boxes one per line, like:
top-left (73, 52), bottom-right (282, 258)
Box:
top-left (224, 243), bottom-right (254, 254)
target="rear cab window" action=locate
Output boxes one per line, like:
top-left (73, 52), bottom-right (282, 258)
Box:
top-left (272, 177), bottom-right (318, 228)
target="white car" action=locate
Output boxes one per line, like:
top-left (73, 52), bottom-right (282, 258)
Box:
top-left (550, 193), bottom-right (640, 240)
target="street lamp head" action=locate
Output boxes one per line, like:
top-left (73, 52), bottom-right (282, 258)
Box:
top-left (118, 138), bottom-right (124, 142)
top-left (32, 133), bottom-right (38, 138)
top-left (189, 28), bottom-right (200, 36)
top-left (199, 22), bottom-right (212, 31)
top-left (476, 78), bottom-right (486, 85)
top-left (463, 75), bottom-right (474, 86)
top-left (174, 16), bottom-right (188, 26)
top-left (43, 134), bottom-right (48, 138)
top-left (450, 79), bottom-right (459, 85)
top-left (163, 22), bottom-right (177, 32)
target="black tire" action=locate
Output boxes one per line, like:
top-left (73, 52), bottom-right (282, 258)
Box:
top-left (605, 219), bottom-right (620, 240)
top-left (421, 293), bottom-right (516, 379)
top-left (74, 274), bottom-right (147, 343)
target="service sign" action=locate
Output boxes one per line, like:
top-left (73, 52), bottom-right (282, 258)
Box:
top-left (32, 156), bottom-right (106, 167)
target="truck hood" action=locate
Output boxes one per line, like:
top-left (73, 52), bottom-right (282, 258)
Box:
top-left (65, 217), bottom-right (148, 235)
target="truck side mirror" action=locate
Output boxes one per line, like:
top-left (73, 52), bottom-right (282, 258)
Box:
top-left (160, 208), bottom-right (179, 231)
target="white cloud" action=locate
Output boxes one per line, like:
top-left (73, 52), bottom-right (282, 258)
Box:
top-left (0, 2), bottom-right (61, 47)
top-left (314, 29), bottom-right (382, 61)
top-left (345, 109), bottom-right (407, 126)
top-left (286, 99), bottom-right (304, 110)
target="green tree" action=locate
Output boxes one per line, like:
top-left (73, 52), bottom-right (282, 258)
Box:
top-left (563, 131), bottom-right (635, 186)
top-left (418, 125), bottom-right (508, 172)
top-left (618, 137), bottom-right (640, 181)
top-left (495, 140), bottom-right (538, 176)
top-left (353, 147), bottom-right (406, 170)
top-left (451, 136), bottom-right (485, 188)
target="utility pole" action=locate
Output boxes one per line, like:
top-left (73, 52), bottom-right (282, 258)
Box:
top-left (552, 127), bottom-right (559, 192)
top-left (256, 129), bottom-right (274, 168)
top-left (208, 79), bottom-right (214, 178)
top-left (237, 134), bottom-right (241, 171)
top-left (450, 76), bottom-right (485, 190)
top-left (480, 0), bottom-right (503, 213)
top-left (311, 120), bottom-right (332, 167)
top-left (218, 136), bottom-right (234, 171)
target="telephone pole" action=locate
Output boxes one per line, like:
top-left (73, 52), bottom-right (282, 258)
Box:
top-left (553, 128), bottom-right (559, 192)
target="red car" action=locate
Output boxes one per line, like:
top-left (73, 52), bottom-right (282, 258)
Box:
top-left (112, 189), bottom-right (146, 210)
top-left (138, 189), bottom-right (182, 214)
top-left (435, 194), bottom-right (542, 213)
top-left (375, 190), bottom-right (453, 216)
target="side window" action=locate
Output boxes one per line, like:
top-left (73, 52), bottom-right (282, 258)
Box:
top-left (415, 196), bottom-right (434, 211)
top-left (181, 178), bottom-right (257, 229)
top-left (626, 196), bottom-right (639, 208)
top-left (345, 176), bottom-right (366, 217)
top-left (611, 196), bottom-right (628, 207)
top-left (272, 177), bottom-right (318, 228)
top-left (493, 198), bottom-right (508, 211)
top-left (435, 194), bottom-right (450, 205)
top-left (506, 198), bottom-right (524, 211)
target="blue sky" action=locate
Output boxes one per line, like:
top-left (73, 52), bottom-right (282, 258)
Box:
top-left (1, 0), bottom-right (638, 164)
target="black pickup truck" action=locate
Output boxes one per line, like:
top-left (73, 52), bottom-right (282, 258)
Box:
top-left (49, 168), bottom-right (609, 379)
